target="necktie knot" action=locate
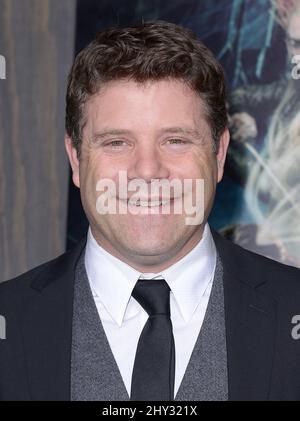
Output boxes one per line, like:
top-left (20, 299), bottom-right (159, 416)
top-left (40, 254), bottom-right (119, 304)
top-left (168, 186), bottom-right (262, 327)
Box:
top-left (132, 279), bottom-right (171, 317)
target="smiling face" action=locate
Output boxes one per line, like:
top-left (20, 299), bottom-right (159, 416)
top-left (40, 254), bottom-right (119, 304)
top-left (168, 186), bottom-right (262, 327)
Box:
top-left (65, 79), bottom-right (229, 272)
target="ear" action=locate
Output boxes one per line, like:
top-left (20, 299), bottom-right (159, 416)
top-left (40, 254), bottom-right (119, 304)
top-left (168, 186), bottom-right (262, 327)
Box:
top-left (65, 136), bottom-right (80, 188)
top-left (216, 128), bottom-right (230, 183)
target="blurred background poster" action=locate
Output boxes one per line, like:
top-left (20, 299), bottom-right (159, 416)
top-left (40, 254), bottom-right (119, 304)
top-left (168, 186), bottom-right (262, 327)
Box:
top-left (69, 0), bottom-right (300, 267)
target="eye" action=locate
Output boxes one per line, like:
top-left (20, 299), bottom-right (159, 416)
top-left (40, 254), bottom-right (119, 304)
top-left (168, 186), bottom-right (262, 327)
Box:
top-left (104, 140), bottom-right (127, 148)
top-left (167, 138), bottom-right (189, 145)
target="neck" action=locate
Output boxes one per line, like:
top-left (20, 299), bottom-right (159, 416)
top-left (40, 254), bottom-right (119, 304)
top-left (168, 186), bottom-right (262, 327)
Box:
top-left (90, 225), bottom-right (206, 273)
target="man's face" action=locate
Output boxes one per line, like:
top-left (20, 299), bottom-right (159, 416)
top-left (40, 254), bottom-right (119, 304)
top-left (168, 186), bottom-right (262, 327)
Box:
top-left (66, 79), bottom-right (229, 270)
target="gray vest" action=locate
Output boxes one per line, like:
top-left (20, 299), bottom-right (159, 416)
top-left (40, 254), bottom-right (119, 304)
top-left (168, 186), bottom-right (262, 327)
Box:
top-left (71, 251), bottom-right (228, 401)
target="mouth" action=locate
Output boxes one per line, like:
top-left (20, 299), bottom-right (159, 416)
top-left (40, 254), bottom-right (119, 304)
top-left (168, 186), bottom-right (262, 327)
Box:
top-left (117, 197), bottom-right (176, 213)
top-left (127, 198), bottom-right (173, 207)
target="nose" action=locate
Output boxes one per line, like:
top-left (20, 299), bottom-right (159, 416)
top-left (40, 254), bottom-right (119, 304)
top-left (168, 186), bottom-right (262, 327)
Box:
top-left (128, 142), bottom-right (170, 183)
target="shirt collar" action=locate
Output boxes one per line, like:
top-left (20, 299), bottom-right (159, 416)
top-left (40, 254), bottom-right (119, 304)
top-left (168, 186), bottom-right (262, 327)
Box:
top-left (85, 228), bottom-right (140, 327)
top-left (159, 223), bottom-right (216, 322)
top-left (85, 223), bottom-right (216, 326)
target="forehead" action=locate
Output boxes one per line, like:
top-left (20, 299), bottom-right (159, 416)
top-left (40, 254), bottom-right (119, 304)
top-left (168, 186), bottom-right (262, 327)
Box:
top-left (83, 78), bottom-right (208, 133)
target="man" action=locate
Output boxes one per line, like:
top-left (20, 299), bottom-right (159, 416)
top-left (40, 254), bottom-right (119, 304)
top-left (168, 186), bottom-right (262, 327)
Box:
top-left (1, 20), bottom-right (300, 401)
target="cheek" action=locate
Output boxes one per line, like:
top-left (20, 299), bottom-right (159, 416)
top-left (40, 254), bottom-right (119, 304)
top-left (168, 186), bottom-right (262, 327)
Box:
top-left (79, 158), bottom-right (103, 205)
top-left (184, 151), bottom-right (216, 180)
top-left (186, 155), bottom-right (217, 202)
top-left (80, 155), bottom-right (109, 187)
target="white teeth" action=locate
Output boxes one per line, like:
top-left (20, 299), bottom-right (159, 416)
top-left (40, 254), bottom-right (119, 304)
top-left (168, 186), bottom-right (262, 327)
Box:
top-left (128, 199), bottom-right (170, 207)
top-left (140, 201), bottom-right (161, 207)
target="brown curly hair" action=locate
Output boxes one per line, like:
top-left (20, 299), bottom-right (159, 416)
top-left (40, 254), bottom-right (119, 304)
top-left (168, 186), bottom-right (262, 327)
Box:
top-left (65, 20), bottom-right (228, 156)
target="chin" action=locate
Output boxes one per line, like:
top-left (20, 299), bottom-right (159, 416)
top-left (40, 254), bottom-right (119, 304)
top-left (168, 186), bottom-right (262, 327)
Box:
top-left (127, 240), bottom-right (170, 256)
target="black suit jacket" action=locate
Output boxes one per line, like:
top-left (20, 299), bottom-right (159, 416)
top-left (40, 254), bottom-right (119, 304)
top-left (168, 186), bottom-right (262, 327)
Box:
top-left (1, 230), bottom-right (300, 401)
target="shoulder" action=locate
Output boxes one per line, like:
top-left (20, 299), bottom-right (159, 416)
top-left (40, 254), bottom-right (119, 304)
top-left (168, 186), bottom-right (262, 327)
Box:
top-left (212, 229), bottom-right (300, 298)
top-left (0, 238), bottom-right (87, 305)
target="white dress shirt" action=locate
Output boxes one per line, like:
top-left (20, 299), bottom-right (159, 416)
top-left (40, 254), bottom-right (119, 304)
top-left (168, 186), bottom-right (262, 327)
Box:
top-left (84, 223), bottom-right (216, 398)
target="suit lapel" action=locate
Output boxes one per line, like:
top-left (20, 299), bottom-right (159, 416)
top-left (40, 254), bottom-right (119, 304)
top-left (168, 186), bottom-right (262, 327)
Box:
top-left (212, 230), bottom-right (277, 401)
top-left (20, 238), bottom-right (86, 400)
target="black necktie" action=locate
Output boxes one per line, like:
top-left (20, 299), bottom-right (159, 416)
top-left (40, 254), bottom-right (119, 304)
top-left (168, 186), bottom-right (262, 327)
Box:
top-left (130, 279), bottom-right (175, 401)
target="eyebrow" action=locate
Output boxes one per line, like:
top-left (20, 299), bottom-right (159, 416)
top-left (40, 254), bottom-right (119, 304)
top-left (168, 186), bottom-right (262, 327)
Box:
top-left (159, 127), bottom-right (203, 138)
top-left (92, 127), bottom-right (203, 141)
top-left (92, 129), bottom-right (132, 141)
